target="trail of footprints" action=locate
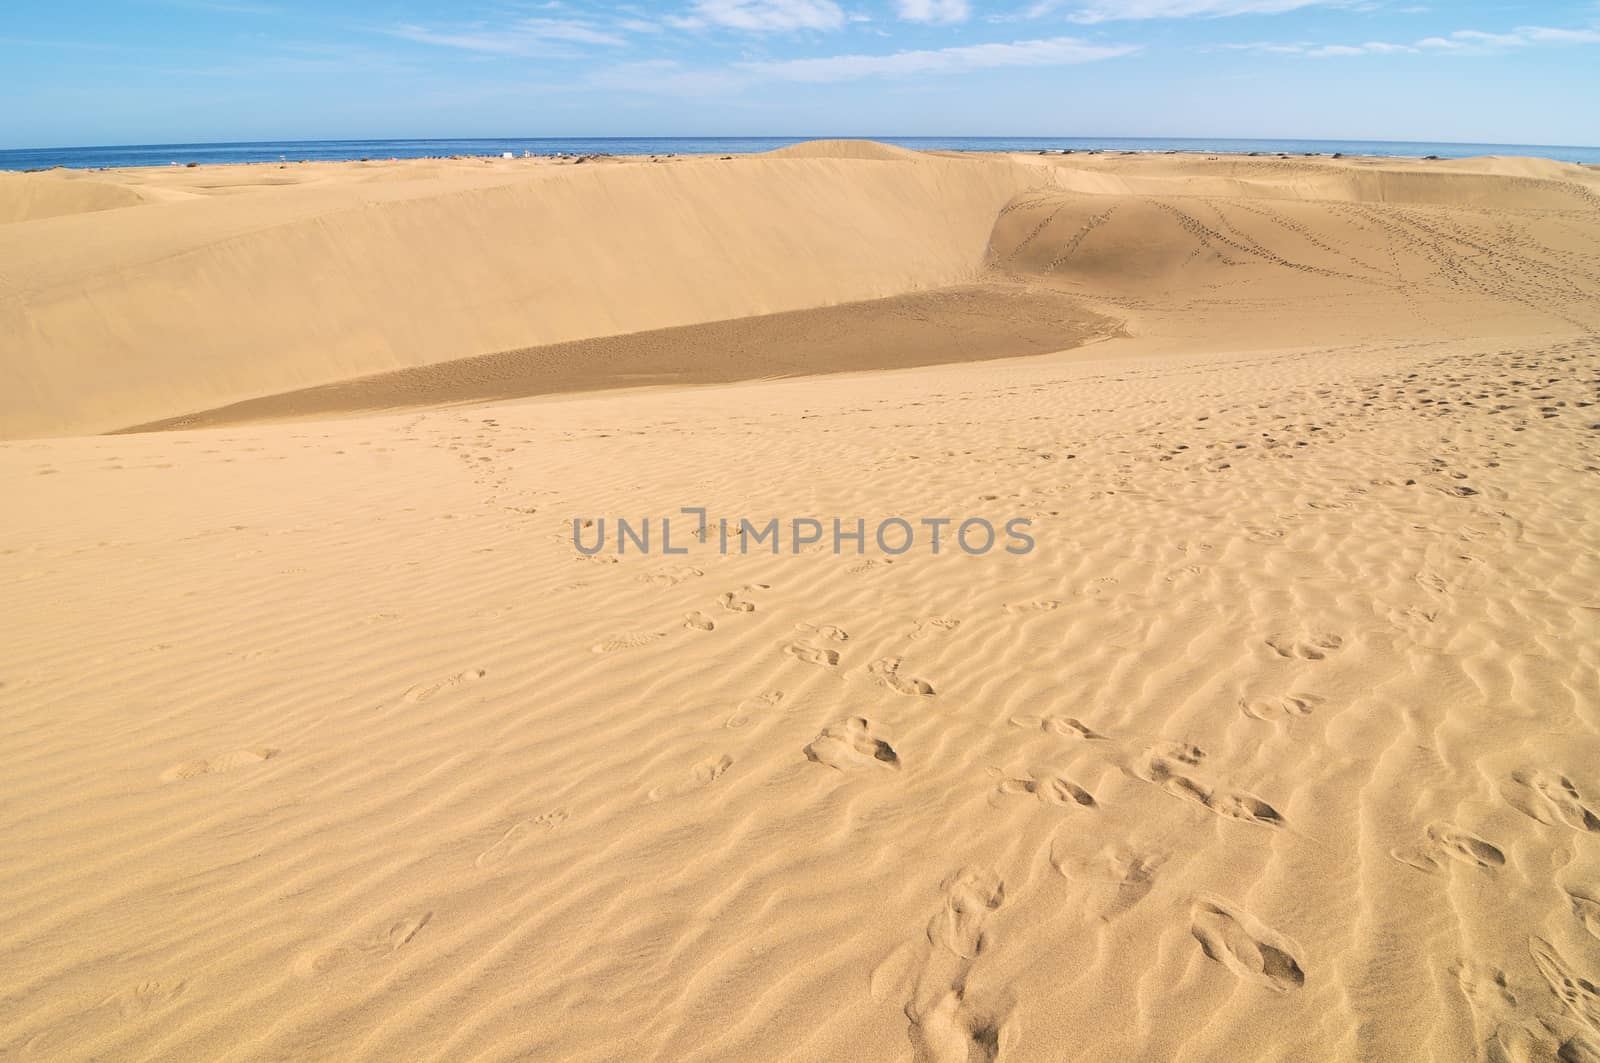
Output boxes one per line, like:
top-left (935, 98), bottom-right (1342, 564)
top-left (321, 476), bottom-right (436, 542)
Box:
top-left (872, 867), bottom-right (1013, 1063)
top-left (573, 527), bottom-right (1600, 1047)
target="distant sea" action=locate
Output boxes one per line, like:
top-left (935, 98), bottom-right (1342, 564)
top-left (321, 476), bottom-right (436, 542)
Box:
top-left (4, 136), bottom-right (1599, 172)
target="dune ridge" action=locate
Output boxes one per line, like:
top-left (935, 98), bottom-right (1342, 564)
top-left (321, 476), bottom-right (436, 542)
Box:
top-left (5, 144), bottom-right (1600, 439)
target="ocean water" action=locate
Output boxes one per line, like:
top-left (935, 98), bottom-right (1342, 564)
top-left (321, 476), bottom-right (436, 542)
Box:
top-left (3, 136), bottom-right (1599, 171)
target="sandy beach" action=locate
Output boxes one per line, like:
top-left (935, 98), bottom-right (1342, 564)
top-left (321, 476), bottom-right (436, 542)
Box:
top-left (3, 141), bottom-right (1599, 1062)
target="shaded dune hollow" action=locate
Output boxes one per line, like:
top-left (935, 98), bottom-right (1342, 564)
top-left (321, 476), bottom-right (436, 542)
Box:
top-left (117, 284), bottom-right (1118, 432)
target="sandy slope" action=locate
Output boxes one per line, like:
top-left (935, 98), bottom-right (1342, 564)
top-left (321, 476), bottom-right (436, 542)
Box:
top-left (2, 143), bottom-right (1600, 1062)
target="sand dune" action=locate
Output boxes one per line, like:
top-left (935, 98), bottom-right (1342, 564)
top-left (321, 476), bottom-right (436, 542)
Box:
top-left (6, 145), bottom-right (1598, 439)
top-left (0, 170), bottom-right (147, 224)
top-left (0, 150), bottom-right (1041, 438)
top-left (2, 144), bottom-right (1600, 1062)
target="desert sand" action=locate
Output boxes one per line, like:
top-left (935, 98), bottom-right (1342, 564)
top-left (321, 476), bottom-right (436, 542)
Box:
top-left (2, 142), bottom-right (1599, 1062)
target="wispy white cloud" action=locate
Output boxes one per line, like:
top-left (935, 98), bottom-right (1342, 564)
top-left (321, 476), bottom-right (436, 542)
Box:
top-left (1226, 22), bottom-right (1600, 58)
top-left (666, 0), bottom-right (849, 32)
top-left (1224, 39), bottom-right (1416, 56)
top-left (1419, 25), bottom-right (1600, 53)
top-left (1047, 0), bottom-right (1343, 23)
top-left (738, 35), bottom-right (1138, 80)
top-left (896, 0), bottom-right (972, 24)
top-left (390, 18), bottom-right (628, 55)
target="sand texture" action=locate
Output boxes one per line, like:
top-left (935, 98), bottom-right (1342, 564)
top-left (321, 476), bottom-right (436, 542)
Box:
top-left (2, 142), bottom-right (1600, 1062)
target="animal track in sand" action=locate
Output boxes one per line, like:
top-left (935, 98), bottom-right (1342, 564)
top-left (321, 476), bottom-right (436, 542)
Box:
top-left (1239, 693), bottom-right (1323, 722)
top-left (294, 912), bottom-right (433, 978)
top-left (1190, 898), bottom-right (1306, 992)
top-left (1009, 715), bottom-right (1107, 740)
top-left (996, 772), bottom-right (1096, 808)
top-left (648, 754), bottom-right (734, 802)
top-left (804, 717), bottom-right (901, 772)
top-left (784, 640), bottom-right (840, 667)
top-left (867, 656), bottom-right (936, 696)
top-left (1505, 769), bottom-right (1600, 833)
top-left (161, 748), bottom-right (278, 783)
top-left (927, 867), bottom-right (1006, 961)
top-left (402, 668), bottom-right (486, 704)
top-left (474, 810), bottom-right (570, 869)
top-left (1140, 754), bottom-right (1283, 827)
top-left (591, 631), bottom-right (666, 654)
top-left (1530, 937), bottom-right (1600, 1032)
top-left (683, 611), bottom-right (716, 631)
top-left (1265, 632), bottom-right (1345, 660)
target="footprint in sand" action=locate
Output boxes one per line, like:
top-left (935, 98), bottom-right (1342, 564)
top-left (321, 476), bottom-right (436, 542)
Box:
top-left (1190, 898), bottom-right (1306, 992)
top-left (636, 566), bottom-right (704, 586)
top-left (804, 717), bottom-right (901, 772)
top-left (867, 656), bottom-right (936, 696)
top-left (1139, 753), bottom-right (1283, 828)
top-left (1239, 693), bottom-right (1323, 722)
top-left (906, 990), bottom-right (1009, 1063)
top-left (402, 668), bottom-right (486, 704)
top-left (1428, 822), bottom-right (1507, 869)
top-left (101, 979), bottom-right (188, 1019)
top-left (1153, 741), bottom-right (1206, 766)
top-left (1050, 839), bottom-right (1163, 919)
top-left (161, 748), bottom-right (278, 783)
top-left (683, 611), bottom-right (716, 631)
top-left (1265, 632), bottom-right (1345, 661)
top-left (909, 616), bottom-right (960, 641)
top-left (648, 754), bottom-right (733, 802)
top-left (1004, 600), bottom-right (1060, 614)
top-left (718, 584), bottom-right (770, 613)
top-left (1564, 884), bottom-right (1600, 941)
top-left (926, 867), bottom-right (1006, 960)
top-left (1504, 769), bottom-right (1600, 833)
top-left (725, 689), bottom-right (784, 729)
top-left (784, 640), bottom-right (840, 667)
top-left (795, 621), bottom-right (850, 642)
top-left (1009, 715), bottom-right (1107, 740)
top-left (294, 911), bottom-right (433, 978)
top-left (1392, 822), bottom-right (1506, 873)
top-left (995, 771), bottom-right (1096, 808)
top-left (474, 810), bottom-right (570, 869)
top-left (591, 632), bottom-right (666, 654)
top-left (1529, 937), bottom-right (1600, 1032)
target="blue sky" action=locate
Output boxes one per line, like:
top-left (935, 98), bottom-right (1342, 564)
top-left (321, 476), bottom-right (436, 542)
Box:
top-left (4, 1), bottom-right (1598, 148)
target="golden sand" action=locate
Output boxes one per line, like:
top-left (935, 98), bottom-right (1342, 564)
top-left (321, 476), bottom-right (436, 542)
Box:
top-left (2, 142), bottom-right (1599, 1061)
